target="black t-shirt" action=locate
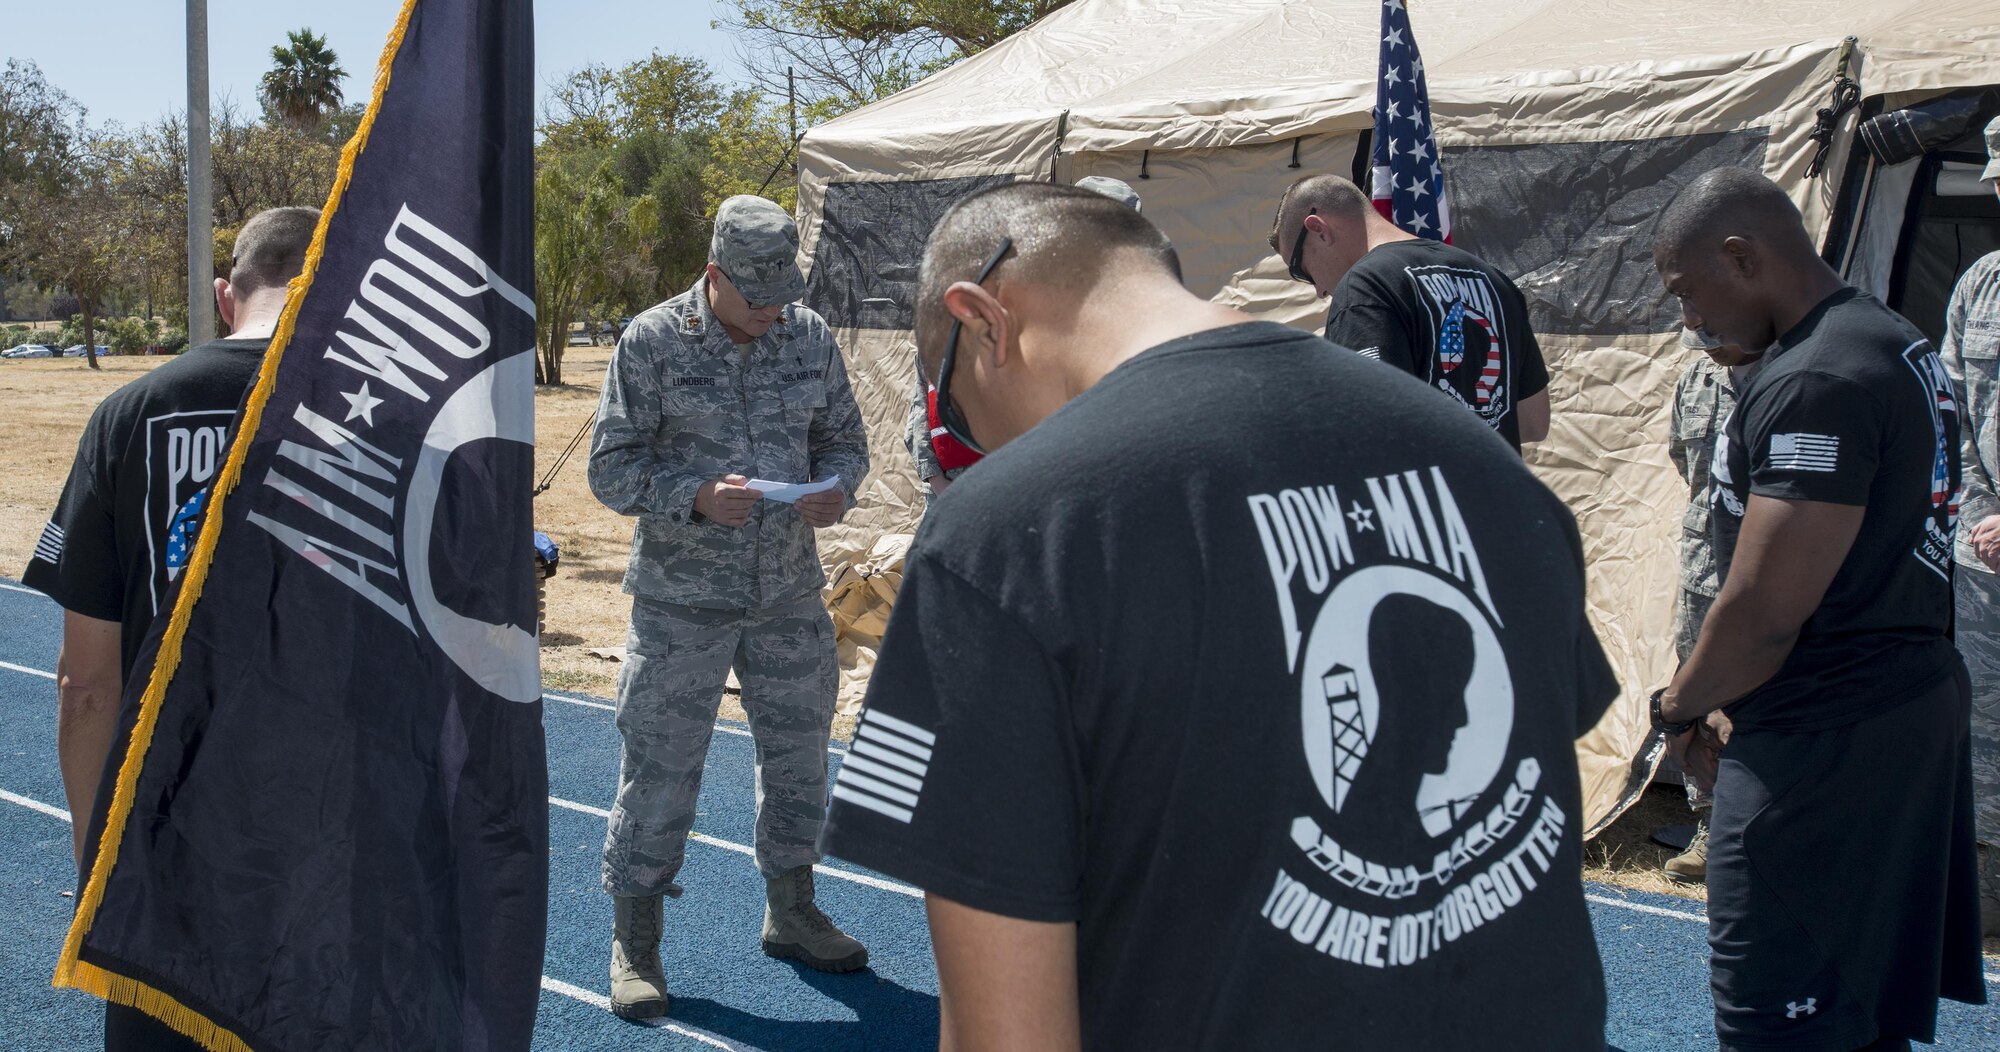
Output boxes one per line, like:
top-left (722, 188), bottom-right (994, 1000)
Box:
top-left (824, 322), bottom-right (1615, 1050)
top-left (22, 339), bottom-right (266, 678)
top-left (1712, 289), bottom-right (1961, 732)
top-left (1324, 239), bottom-right (1550, 449)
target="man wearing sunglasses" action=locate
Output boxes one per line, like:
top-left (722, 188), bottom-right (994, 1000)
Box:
top-left (1270, 174), bottom-right (1550, 452)
top-left (588, 194), bottom-right (872, 1019)
top-left (824, 183), bottom-right (1615, 1050)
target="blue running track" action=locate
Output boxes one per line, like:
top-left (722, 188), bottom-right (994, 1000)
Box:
top-left (1, 578), bottom-right (1994, 1050)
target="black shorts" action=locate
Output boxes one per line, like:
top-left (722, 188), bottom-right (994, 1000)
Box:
top-left (1707, 664), bottom-right (1986, 1051)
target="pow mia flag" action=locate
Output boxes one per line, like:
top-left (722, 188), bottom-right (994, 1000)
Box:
top-left (53, 2), bottom-right (549, 1050)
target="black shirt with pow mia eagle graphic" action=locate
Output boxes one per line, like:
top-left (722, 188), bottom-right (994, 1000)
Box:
top-left (1324, 239), bottom-right (1549, 450)
top-left (824, 322), bottom-right (1616, 1050)
top-left (22, 338), bottom-right (265, 678)
top-left (1712, 288), bottom-right (1962, 733)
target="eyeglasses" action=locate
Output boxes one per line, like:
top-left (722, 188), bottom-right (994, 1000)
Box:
top-left (1286, 209), bottom-right (1318, 284)
top-left (932, 236), bottom-right (1013, 456)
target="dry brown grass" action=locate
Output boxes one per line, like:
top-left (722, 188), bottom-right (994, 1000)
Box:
top-left (0, 343), bottom-right (779, 732)
top-left (1583, 783), bottom-right (1708, 901)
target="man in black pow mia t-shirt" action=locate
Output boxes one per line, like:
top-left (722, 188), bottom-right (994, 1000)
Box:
top-left (822, 183), bottom-right (1615, 1050)
top-left (1270, 174), bottom-right (1550, 451)
top-left (21, 207), bottom-right (319, 1052)
top-left (1652, 169), bottom-right (1984, 1051)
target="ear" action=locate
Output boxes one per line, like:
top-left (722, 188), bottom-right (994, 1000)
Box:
top-left (1303, 213), bottom-right (1332, 242)
top-left (213, 277), bottom-right (235, 329)
top-left (941, 281), bottom-right (1012, 367)
top-left (1719, 235), bottom-right (1757, 280)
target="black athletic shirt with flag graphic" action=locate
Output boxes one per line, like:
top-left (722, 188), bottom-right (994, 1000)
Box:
top-left (1711, 287), bottom-right (1962, 732)
top-left (824, 321), bottom-right (1616, 1050)
top-left (1324, 239), bottom-right (1548, 450)
top-left (22, 339), bottom-right (265, 678)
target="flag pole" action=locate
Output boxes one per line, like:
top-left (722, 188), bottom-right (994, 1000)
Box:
top-left (186, 0), bottom-right (215, 347)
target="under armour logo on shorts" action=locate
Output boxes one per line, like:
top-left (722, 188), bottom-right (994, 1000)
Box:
top-left (1786, 998), bottom-right (1818, 1019)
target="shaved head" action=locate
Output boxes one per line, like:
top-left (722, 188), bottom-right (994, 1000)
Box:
top-left (1654, 167), bottom-right (1815, 264)
top-left (1652, 167), bottom-right (1844, 352)
top-left (1268, 174), bottom-right (1372, 255)
top-left (915, 182), bottom-right (1180, 377)
top-left (229, 206), bottom-right (321, 298)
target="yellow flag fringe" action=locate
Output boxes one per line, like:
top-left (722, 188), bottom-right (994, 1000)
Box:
top-left (51, 2), bottom-right (422, 1048)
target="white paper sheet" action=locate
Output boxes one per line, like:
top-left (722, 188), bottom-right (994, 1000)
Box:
top-left (745, 475), bottom-right (841, 504)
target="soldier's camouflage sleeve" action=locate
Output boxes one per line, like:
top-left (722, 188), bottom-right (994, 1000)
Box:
top-left (588, 318), bottom-right (709, 519)
top-left (1667, 364), bottom-right (1699, 486)
top-left (1943, 272), bottom-right (2000, 530)
top-left (810, 328), bottom-right (871, 509)
top-left (905, 369), bottom-right (942, 483)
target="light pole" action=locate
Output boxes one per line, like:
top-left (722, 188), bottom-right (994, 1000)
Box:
top-left (186, 0), bottom-right (214, 346)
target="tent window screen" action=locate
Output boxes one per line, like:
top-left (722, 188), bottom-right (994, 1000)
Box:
top-left (1444, 130), bottom-right (1769, 336)
top-left (807, 174), bottom-right (1017, 331)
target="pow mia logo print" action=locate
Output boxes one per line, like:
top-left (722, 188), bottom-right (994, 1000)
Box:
top-left (1247, 465), bottom-right (1567, 968)
top-left (1405, 265), bottom-right (1515, 429)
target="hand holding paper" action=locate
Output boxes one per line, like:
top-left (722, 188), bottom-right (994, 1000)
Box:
top-left (744, 475), bottom-right (841, 504)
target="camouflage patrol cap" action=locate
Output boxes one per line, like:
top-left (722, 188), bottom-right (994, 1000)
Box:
top-left (712, 195), bottom-right (807, 306)
top-left (1076, 175), bottom-right (1143, 211)
top-left (1983, 114), bottom-right (2000, 183)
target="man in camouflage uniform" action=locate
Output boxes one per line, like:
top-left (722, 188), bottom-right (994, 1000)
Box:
top-left (1939, 114), bottom-right (2000, 937)
top-left (1663, 326), bottom-right (1764, 883)
top-left (588, 195), bottom-right (873, 1018)
top-left (902, 176), bottom-right (1144, 509)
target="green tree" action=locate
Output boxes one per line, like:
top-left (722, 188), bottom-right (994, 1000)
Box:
top-left (260, 28), bottom-right (347, 132)
top-left (616, 52), bottom-right (726, 135)
top-left (534, 158), bottom-right (659, 385)
top-left (11, 138), bottom-right (130, 370)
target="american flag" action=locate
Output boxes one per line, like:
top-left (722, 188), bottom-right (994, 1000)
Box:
top-left (1372, 0), bottom-right (1450, 241)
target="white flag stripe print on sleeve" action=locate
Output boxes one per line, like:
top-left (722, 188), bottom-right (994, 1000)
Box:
top-left (1769, 433), bottom-right (1840, 472)
top-left (32, 522), bottom-right (64, 564)
top-left (835, 712), bottom-right (936, 824)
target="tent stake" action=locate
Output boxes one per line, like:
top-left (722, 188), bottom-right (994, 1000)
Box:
top-left (1140, 150), bottom-right (1150, 179)
top-left (1290, 137), bottom-right (1302, 169)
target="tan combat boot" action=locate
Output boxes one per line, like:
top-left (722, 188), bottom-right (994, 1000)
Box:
top-left (1663, 818), bottom-right (1708, 885)
top-left (609, 894), bottom-right (669, 1019)
top-left (762, 866), bottom-right (869, 972)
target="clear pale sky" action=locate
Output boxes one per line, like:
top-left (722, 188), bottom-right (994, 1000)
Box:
top-left (8, 1), bottom-right (750, 131)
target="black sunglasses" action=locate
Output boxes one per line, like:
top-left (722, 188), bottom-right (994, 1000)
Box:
top-left (932, 236), bottom-right (1014, 456)
top-left (1287, 209), bottom-right (1318, 284)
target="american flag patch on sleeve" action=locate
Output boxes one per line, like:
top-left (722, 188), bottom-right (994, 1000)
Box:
top-left (832, 709), bottom-right (935, 824)
top-left (1769, 433), bottom-right (1840, 473)
top-left (32, 521), bottom-right (64, 564)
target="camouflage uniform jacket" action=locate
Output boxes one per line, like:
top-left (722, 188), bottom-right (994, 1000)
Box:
top-left (1670, 356), bottom-right (1737, 600)
top-left (588, 278), bottom-right (870, 610)
top-left (1943, 250), bottom-right (2000, 572)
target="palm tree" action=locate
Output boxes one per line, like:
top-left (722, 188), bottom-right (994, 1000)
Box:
top-left (259, 29), bottom-right (346, 132)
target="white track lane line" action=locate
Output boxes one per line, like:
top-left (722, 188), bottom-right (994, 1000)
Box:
top-left (543, 691), bottom-right (847, 752)
top-left (0, 789), bottom-right (71, 823)
top-left (5, 789), bottom-right (1999, 984)
top-left (0, 659), bottom-right (56, 680)
top-left (538, 976), bottom-right (751, 1049)
top-left (0, 580), bottom-right (44, 596)
top-left (547, 796), bottom-right (919, 898)
top-left (0, 786), bottom-right (762, 1046)
top-left (1585, 892), bottom-right (1706, 925)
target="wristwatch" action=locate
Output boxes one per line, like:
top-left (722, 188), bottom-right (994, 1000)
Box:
top-left (1649, 688), bottom-right (1698, 737)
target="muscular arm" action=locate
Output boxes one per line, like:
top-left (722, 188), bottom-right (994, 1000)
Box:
top-left (1658, 494), bottom-right (1863, 722)
top-left (56, 611), bottom-right (121, 869)
top-left (1516, 388), bottom-right (1551, 445)
top-left (928, 894), bottom-right (1081, 1052)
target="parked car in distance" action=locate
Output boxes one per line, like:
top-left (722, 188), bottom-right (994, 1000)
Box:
top-left (62, 344), bottom-right (109, 358)
top-left (2, 343), bottom-right (58, 358)
top-left (567, 328), bottom-right (591, 346)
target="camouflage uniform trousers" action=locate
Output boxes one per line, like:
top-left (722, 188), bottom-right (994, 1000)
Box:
top-left (1954, 564), bottom-right (2000, 848)
top-left (602, 594), bottom-right (839, 897)
top-left (1674, 587), bottom-right (1715, 812)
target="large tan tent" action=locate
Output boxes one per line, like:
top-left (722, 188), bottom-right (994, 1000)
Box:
top-left (794, 0), bottom-right (2000, 832)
